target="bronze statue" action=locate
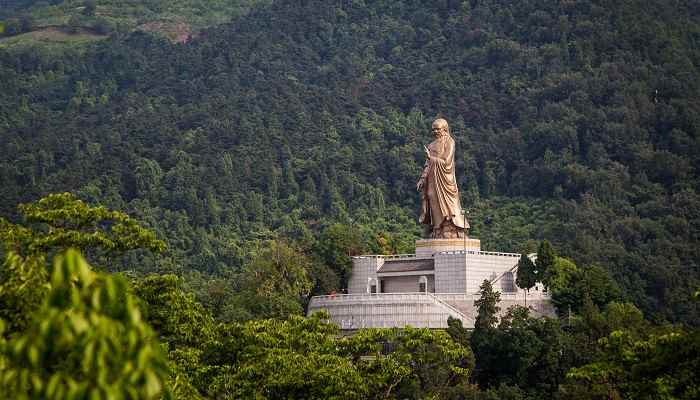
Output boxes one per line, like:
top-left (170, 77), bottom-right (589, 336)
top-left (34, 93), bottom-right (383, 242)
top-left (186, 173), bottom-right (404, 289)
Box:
top-left (416, 118), bottom-right (469, 239)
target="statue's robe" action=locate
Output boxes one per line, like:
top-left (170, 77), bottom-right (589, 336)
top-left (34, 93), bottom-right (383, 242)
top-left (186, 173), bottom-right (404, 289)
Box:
top-left (419, 134), bottom-right (468, 233)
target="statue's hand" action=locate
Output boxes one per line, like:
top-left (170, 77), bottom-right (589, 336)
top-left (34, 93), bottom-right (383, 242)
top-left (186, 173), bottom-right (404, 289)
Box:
top-left (416, 179), bottom-right (424, 191)
top-left (424, 146), bottom-right (431, 160)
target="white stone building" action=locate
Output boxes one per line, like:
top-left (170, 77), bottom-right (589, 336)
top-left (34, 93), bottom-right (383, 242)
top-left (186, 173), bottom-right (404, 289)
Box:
top-left (307, 238), bottom-right (554, 330)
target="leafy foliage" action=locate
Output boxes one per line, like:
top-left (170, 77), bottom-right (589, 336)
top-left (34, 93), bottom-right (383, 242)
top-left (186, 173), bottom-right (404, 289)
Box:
top-left (2, 0), bottom-right (700, 397)
top-left (551, 263), bottom-right (622, 315)
top-left (0, 192), bottom-right (165, 258)
top-left (0, 253), bottom-right (47, 335)
top-left (0, 249), bottom-right (171, 400)
top-left (0, 193), bottom-right (166, 335)
top-left (482, 306), bottom-right (572, 395)
top-left (132, 274), bottom-right (215, 349)
top-left (0, 195), bottom-right (696, 399)
top-left (568, 329), bottom-right (700, 400)
top-left (163, 310), bottom-right (474, 400)
top-left (234, 240), bottom-right (314, 319)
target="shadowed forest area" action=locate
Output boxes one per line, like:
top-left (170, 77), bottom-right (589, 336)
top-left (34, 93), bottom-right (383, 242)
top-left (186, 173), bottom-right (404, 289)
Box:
top-left (1, 0), bottom-right (699, 398)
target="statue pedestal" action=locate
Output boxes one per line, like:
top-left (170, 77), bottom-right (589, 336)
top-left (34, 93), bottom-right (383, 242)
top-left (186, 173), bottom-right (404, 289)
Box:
top-left (415, 238), bottom-right (481, 256)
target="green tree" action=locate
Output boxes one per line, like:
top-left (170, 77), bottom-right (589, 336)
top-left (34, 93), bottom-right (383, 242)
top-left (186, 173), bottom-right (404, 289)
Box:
top-left (236, 240), bottom-right (313, 319)
top-left (206, 312), bottom-right (369, 399)
top-left (0, 193), bottom-right (165, 335)
top-left (0, 192), bottom-right (165, 258)
top-left (132, 274), bottom-right (216, 350)
top-left (474, 279), bottom-right (501, 331)
top-left (471, 280), bottom-right (501, 387)
top-left (132, 274), bottom-right (218, 400)
top-left (546, 257), bottom-right (578, 295)
top-left (568, 329), bottom-right (700, 400)
top-left (515, 253), bottom-right (536, 306)
top-left (602, 302), bottom-right (648, 339)
top-left (446, 315), bottom-right (470, 346)
top-left (0, 253), bottom-right (46, 336)
top-left (379, 327), bottom-right (474, 399)
top-left (536, 240), bottom-right (556, 287)
top-left (551, 264), bottom-right (622, 314)
top-left (0, 250), bottom-right (171, 399)
top-left (494, 307), bottom-right (572, 395)
top-left (315, 223), bottom-right (364, 288)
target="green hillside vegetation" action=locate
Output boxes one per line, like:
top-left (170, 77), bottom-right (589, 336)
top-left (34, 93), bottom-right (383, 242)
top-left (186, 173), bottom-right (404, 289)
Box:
top-left (0, 27), bottom-right (104, 49)
top-left (1, 0), bottom-right (700, 396)
top-left (0, 197), bottom-right (697, 399)
top-left (0, 0), bottom-right (270, 46)
top-left (1, 0), bottom-right (698, 325)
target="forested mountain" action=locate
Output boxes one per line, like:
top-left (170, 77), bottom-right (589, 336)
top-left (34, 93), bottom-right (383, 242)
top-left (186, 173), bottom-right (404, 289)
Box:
top-left (2, 1), bottom-right (700, 399)
top-left (0, 0), bottom-right (269, 46)
top-left (1, 0), bottom-right (699, 328)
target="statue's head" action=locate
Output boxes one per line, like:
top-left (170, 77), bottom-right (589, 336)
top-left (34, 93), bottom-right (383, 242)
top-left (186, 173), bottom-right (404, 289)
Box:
top-left (432, 118), bottom-right (449, 138)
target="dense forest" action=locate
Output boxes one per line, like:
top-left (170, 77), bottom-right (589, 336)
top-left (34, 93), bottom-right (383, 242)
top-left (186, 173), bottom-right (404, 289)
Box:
top-left (1, 0), bottom-right (699, 398)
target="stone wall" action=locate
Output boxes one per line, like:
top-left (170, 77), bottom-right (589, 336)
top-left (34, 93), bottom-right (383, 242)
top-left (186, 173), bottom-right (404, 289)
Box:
top-left (308, 293), bottom-right (474, 329)
top-left (348, 256), bottom-right (382, 294)
top-left (380, 274), bottom-right (435, 293)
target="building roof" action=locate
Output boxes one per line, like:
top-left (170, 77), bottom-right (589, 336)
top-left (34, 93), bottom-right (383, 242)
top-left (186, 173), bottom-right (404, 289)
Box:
top-left (377, 258), bottom-right (435, 274)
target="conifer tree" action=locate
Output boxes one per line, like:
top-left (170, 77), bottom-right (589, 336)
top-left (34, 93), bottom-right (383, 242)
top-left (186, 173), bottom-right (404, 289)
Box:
top-left (516, 253), bottom-right (536, 306)
top-left (470, 280), bottom-right (502, 388)
top-left (474, 280), bottom-right (501, 332)
top-left (536, 240), bottom-right (556, 287)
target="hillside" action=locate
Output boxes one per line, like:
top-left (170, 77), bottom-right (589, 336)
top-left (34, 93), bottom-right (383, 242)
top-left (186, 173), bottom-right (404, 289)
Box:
top-left (0, 0), bottom-right (270, 46)
top-left (1, 0), bottom-right (699, 327)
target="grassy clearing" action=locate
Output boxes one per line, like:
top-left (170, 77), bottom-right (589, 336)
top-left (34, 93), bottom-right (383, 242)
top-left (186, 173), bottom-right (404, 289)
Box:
top-left (0, 27), bottom-right (105, 49)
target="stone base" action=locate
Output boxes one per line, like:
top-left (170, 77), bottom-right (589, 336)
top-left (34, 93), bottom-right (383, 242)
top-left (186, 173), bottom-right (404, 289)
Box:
top-left (429, 220), bottom-right (465, 239)
top-left (415, 238), bottom-right (481, 256)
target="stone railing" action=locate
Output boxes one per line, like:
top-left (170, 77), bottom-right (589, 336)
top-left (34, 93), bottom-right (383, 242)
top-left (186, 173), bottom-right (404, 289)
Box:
top-left (438, 250), bottom-right (521, 257)
top-left (352, 250), bottom-right (522, 259)
top-left (352, 254), bottom-right (424, 260)
top-left (308, 293), bottom-right (473, 329)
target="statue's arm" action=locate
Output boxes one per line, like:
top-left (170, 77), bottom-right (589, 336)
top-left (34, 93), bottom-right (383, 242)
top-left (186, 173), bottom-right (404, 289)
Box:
top-left (420, 159), bottom-right (430, 178)
top-left (416, 159), bottom-right (429, 190)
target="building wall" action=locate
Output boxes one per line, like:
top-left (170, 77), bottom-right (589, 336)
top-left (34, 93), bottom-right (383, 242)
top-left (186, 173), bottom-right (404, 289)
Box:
top-left (434, 252), bottom-right (467, 293)
top-left (434, 293), bottom-right (555, 320)
top-left (335, 247), bottom-right (557, 330)
top-left (381, 275), bottom-right (434, 293)
top-left (349, 251), bottom-right (549, 300)
top-left (307, 293), bottom-right (554, 330)
top-left (463, 252), bottom-right (521, 294)
top-left (348, 257), bottom-right (382, 294)
top-left (433, 251), bottom-right (524, 295)
top-left (308, 293), bottom-right (473, 329)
